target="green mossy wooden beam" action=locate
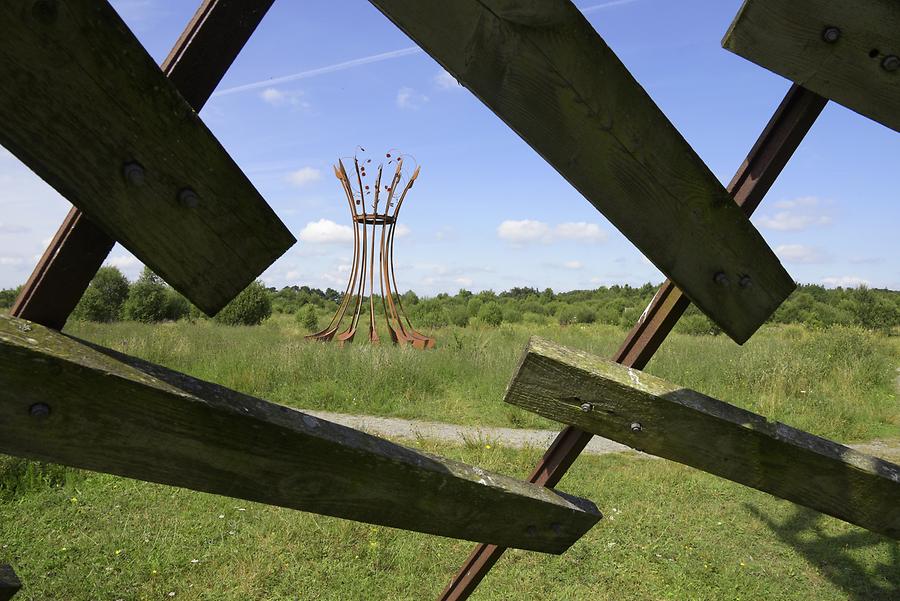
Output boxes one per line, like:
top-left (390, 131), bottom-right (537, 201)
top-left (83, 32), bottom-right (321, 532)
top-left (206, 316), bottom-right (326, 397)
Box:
top-left (0, 316), bottom-right (600, 554)
top-left (505, 336), bottom-right (900, 539)
top-left (724, 0), bottom-right (900, 133)
top-left (0, 0), bottom-right (295, 315)
top-left (369, 0), bottom-right (795, 344)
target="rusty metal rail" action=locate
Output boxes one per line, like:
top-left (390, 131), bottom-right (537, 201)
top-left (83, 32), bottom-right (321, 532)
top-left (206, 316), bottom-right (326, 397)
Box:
top-left (10, 0), bottom-right (276, 329)
top-left (436, 83), bottom-right (828, 601)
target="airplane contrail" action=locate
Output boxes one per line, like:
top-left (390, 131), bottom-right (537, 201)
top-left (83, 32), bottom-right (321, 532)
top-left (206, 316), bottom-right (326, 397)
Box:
top-left (580, 0), bottom-right (642, 14)
top-left (214, 46), bottom-right (423, 97)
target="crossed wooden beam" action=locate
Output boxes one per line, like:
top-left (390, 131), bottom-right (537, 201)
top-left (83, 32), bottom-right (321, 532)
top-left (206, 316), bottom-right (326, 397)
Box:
top-left (2, 0), bottom-right (897, 599)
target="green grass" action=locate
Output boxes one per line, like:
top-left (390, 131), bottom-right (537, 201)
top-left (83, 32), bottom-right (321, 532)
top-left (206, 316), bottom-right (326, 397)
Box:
top-left (2, 318), bottom-right (898, 598)
top-left (1, 441), bottom-right (898, 600)
top-left (63, 316), bottom-right (899, 442)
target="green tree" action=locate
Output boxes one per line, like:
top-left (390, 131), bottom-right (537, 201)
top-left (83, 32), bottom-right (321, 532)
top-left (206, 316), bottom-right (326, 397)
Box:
top-left (123, 267), bottom-right (168, 323)
top-left (477, 301), bottom-right (503, 326)
top-left (215, 280), bottom-right (272, 326)
top-left (72, 266), bottom-right (130, 322)
top-left (297, 305), bottom-right (319, 331)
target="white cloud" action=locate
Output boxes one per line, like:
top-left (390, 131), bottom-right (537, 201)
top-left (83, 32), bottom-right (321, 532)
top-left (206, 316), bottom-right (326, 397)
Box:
top-left (454, 276), bottom-right (473, 286)
top-left (821, 276), bottom-right (870, 288)
top-left (563, 260), bottom-right (584, 269)
top-left (0, 256), bottom-right (23, 266)
top-left (434, 70), bottom-right (460, 90)
top-left (0, 223), bottom-right (28, 235)
top-left (774, 244), bottom-right (828, 264)
top-left (497, 220), bottom-right (606, 244)
top-left (395, 223), bottom-right (411, 238)
top-left (286, 167), bottom-right (322, 187)
top-left (396, 87), bottom-right (428, 109)
top-left (298, 219), bottom-right (354, 244)
top-left (497, 220), bottom-right (551, 243)
top-left (260, 87), bottom-right (309, 108)
top-left (106, 254), bottom-right (140, 269)
top-left (757, 197), bottom-right (831, 231)
top-left (554, 222), bottom-right (607, 242)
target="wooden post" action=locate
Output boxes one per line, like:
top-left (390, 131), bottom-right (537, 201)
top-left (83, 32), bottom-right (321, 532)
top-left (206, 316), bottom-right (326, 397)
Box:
top-left (724, 0), bottom-right (899, 133)
top-left (0, 0), bottom-right (295, 315)
top-left (505, 337), bottom-right (900, 540)
top-left (0, 316), bottom-right (600, 553)
top-left (369, 0), bottom-right (795, 343)
top-left (0, 565), bottom-right (20, 601)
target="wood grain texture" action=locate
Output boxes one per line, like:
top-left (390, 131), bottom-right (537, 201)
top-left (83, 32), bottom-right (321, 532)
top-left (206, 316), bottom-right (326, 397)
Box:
top-left (724, 0), bottom-right (900, 132)
top-left (0, 0), bottom-right (295, 315)
top-left (0, 565), bottom-right (21, 601)
top-left (369, 0), bottom-right (794, 343)
top-left (505, 337), bottom-right (900, 539)
top-left (0, 316), bottom-right (600, 553)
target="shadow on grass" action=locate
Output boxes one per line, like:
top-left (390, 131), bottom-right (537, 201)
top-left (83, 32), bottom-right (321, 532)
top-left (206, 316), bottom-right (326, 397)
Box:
top-left (745, 504), bottom-right (899, 601)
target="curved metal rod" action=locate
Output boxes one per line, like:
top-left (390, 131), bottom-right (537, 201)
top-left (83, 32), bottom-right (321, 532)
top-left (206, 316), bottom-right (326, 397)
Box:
top-left (308, 162), bottom-right (360, 340)
top-left (337, 158), bottom-right (369, 344)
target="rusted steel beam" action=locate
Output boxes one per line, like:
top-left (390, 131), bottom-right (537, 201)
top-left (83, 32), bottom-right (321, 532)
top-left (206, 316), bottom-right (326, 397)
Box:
top-left (10, 0), bottom-right (276, 329)
top-left (436, 84), bottom-right (827, 601)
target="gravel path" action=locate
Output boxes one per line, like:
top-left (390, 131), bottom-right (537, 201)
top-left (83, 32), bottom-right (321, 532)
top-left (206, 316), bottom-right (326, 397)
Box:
top-left (304, 410), bottom-right (899, 461)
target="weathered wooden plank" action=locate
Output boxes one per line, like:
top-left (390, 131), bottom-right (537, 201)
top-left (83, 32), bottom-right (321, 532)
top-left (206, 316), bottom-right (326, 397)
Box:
top-left (0, 565), bottom-right (21, 601)
top-left (505, 337), bottom-right (900, 539)
top-left (0, 0), bottom-right (295, 315)
top-left (0, 316), bottom-right (600, 553)
top-left (724, 0), bottom-right (900, 133)
top-left (369, 0), bottom-right (794, 343)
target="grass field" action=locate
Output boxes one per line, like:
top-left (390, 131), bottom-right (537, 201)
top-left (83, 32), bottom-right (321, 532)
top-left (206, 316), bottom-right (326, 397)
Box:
top-left (2, 317), bottom-right (898, 599)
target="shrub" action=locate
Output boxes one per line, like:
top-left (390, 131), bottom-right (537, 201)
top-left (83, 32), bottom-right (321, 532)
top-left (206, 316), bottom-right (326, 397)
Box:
top-left (557, 305), bottom-right (578, 325)
top-left (163, 289), bottom-right (192, 321)
top-left (501, 306), bottom-right (523, 323)
top-left (123, 267), bottom-right (168, 323)
top-left (467, 297), bottom-right (483, 317)
top-left (477, 302), bottom-right (503, 326)
top-left (574, 305), bottom-right (596, 324)
top-left (73, 266), bottom-right (129, 322)
top-left (214, 280), bottom-right (272, 326)
top-left (0, 286), bottom-right (22, 310)
top-left (297, 305), bottom-right (319, 331)
top-left (448, 305), bottom-right (470, 327)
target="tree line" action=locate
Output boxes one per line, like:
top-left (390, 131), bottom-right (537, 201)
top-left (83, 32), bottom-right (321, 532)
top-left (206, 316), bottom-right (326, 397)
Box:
top-left (1, 268), bottom-right (897, 334)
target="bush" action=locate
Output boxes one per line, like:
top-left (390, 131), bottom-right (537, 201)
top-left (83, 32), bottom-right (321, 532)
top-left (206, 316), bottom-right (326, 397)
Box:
top-left (215, 280), bottom-right (272, 326)
top-left (477, 302), bottom-right (503, 326)
top-left (557, 305), bottom-right (578, 325)
top-left (448, 305), bottom-right (470, 327)
top-left (73, 266), bottom-right (129, 322)
top-left (163, 289), bottom-right (192, 321)
top-left (574, 305), bottom-right (596, 324)
top-left (0, 286), bottom-right (22, 310)
top-left (467, 297), bottom-right (483, 317)
top-left (297, 305), bottom-right (320, 331)
top-left (501, 306), bottom-right (523, 323)
top-left (123, 267), bottom-right (169, 323)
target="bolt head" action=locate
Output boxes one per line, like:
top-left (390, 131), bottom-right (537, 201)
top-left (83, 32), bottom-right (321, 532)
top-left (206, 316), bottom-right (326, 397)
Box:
top-left (821, 26), bottom-right (841, 43)
top-left (630, 422), bottom-right (642, 433)
top-left (713, 272), bottom-right (730, 287)
top-left (178, 188), bottom-right (200, 209)
top-left (739, 275), bottom-right (753, 289)
top-left (123, 162), bottom-right (145, 186)
top-left (882, 55), bottom-right (900, 72)
top-left (29, 403), bottom-right (51, 419)
top-left (580, 402), bottom-right (593, 413)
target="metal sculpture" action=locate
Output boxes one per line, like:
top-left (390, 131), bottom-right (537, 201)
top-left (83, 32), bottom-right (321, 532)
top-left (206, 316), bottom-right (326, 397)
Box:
top-left (308, 150), bottom-right (435, 349)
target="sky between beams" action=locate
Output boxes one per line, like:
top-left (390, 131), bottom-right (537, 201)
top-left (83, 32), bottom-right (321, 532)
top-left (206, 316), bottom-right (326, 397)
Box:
top-left (0, 0), bottom-right (897, 293)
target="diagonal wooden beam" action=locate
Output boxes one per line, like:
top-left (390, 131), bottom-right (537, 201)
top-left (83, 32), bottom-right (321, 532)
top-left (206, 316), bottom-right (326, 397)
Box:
top-left (724, 0), bottom-right (900, 133)
top-left (0, 314), bottom-right (601, 554)
top-left (0, 565), bottom-right (20, 601)
top-left (506, 337), bottom-right (900, 539)
top-left (369, 0), bottom-right (794, 343)
top-left (435, 84), bottom-right (827, 600)
top-left (10, 0), bottom-right (277, 329)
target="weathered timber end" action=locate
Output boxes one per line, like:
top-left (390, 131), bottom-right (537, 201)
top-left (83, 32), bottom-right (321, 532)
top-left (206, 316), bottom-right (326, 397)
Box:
top-left (0, 0), bottom-right (295, 315)
top-left (723, 0), bottom-right (899, 133)
top-left (0, 316), bottom-right (600, 554)
top-left (0, 565), bottom-right (20, 601)
top-left (369, 0), bottom-right (795, 343)
top-left (505, 336), bottom-right (900, 539)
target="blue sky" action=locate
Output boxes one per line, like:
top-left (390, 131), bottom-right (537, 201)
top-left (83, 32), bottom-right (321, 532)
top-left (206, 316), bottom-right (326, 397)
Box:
top-left (0, 0), bottom-right (897, 294)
